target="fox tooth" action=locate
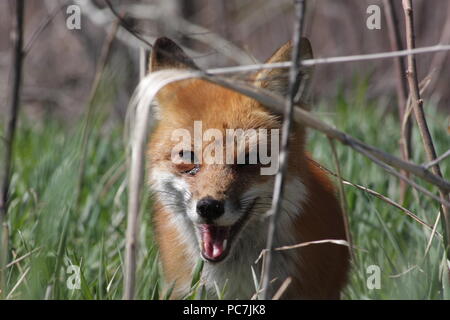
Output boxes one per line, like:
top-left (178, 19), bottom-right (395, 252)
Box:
top-left (223, 239), bottom-right (228, 251)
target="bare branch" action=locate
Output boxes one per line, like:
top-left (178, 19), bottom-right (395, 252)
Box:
top-left (5, 267), bottom-right (30, 300)
top-left (256, 239), bottom-right (355, 265)
top-left (3, 248), bottom-right (40, 270)
top-left (423, 149), bottom-right (450, 170)
top-left (139, 47), bottom-right (149, 81)
top-left (271, 277), bottom-right (292, 300)
top-left (23, 2), bottom-right (68, 56)
top-left (261, 0), bottom-right (306, 301)
top-left (383, 0), bottom-right (413, 202)
top-left (351, 142), bottom-right (450, 208)
top-left (329, 138), bottom-right (355, 261)
top-left (402, 0), bottom-right (450, 261)
top-left (0, 0), bottom-right (25, 298)
top-left (71, 0), bottom-right (142, 48)
top-left (119, 3), bottom-right (257, 65)
top-left (104, 0), bottom-right (153, 49)
top-left (312, 160), bottom-right (440, 235)
top-left (206, 44), bottom-right (450, 75)
top-left (81, 0), bottom-right (253, 65)
top-left (204, 76), bottom-right (450, 193)
top-left (424, 212), bottom-right (441, 258)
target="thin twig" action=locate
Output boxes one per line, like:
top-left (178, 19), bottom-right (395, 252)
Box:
top-left (73, 0), bottom-right (204, 62)
top-left (104, 0), bottom-right (153, 49)
top-left (78, 1), bottom-right (256, 65)
top-left (400, 72), bottom-right (433, 167)
top-left (203, 75), bottom-right (450, 193)
top-left (120, 3), bottom-right (257, 65)
top-left (139, 47), bottom-right (149, 81)
top-left (250, 278), bottom-right (278, 300)
top-left (3, 247), bottom-right (40, 270)
top-left (402, 0), bottom-right (450, 261)
top-left (206, 44), bottom-right (450, 75)
top-left (274, 239), bottom-right (354, 252)
top-left (389, 265), bottom-right (421, 278)
top-left (424, 211), bottom-right (441, 258)
top-left (261, 0), bottom-right (306, 301)
top-left (352, 143), bottom-right (450, 208)
top-left (9, 250), bottom-right (31, 293)
top-left (23, 2), bottom-right (67, 56)
top-left (123, 55), bottom-right (166, 302)
top-left (271, 277), bottom-right (292, 300)
top-left (329, 138), bottom-right (355, 261)
top-left (0, 0), bottom-right (25, 298)
top-left (5, 267), bottom-right (29, 299)
top-left (311, 159), bottom-right (440, 235)
top-left (256, 239), bottom-right (355, 265)
top-left (383, 0), bottom-right (412, 202)
top-left (104, 0), bottom-right (205, 70)
top-left (423, 149), bottom-right (450, 170)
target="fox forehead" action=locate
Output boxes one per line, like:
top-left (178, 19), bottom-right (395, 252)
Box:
top-left (156, 78), bottom-right (281, 131)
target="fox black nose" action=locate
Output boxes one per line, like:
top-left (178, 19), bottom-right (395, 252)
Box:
top-left (196, 197), bottom-right (224, 220)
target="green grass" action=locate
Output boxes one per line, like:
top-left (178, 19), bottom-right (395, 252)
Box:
top-left (1, 87), bottom-right (449, 299)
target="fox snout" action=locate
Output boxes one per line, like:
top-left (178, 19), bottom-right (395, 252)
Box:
top-left (196, 197), bottom-right (225, 221)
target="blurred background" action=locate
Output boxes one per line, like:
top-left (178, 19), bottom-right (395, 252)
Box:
top-left (0, 0), bottom-right (449, 122)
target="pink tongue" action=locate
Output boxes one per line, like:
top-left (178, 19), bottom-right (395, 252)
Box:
top-left (200, 225), bottom-right (229, 260)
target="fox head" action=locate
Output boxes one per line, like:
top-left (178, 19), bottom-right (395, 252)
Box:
top-left (148, 37), bottom-right (313, 263)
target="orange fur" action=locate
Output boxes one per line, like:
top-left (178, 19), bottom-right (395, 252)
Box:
top-left (147, 37), bottom-right (350, 299)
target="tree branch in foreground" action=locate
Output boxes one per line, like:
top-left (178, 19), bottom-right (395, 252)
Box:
top-left (0, 0), bottom-right (25, 298)
top-left (260, 0), bottom-right (307, 300)
top-left (383, 0), bottom-right (413, 202)
top-left (402, 0), bottom-right (450, 262)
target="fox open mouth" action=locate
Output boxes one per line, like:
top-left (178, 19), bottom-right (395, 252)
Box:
top-left (198, 224), bottom-right (232, 262)
top-left (197, 198), bottom-right (257, 263)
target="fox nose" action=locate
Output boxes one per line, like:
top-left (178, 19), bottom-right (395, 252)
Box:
top-left (196, 197), bottom-right (224, 220)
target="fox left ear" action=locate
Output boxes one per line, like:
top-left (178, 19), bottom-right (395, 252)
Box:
top-left (149, 37), bottom-right (198, 72)
top-left (255, 38), bottom-right (314, 101)
top-left (147, 38), bottom-right (199, 120)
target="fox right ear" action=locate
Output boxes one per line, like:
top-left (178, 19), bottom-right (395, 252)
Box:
top-left (255, 38), bottom-right (314, 101)
top-left (149, 37), bottom-right (198, 72)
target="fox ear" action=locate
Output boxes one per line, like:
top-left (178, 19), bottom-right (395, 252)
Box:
top-left (255, 37), bottom-right (313, 100)
top-left (149, 37), bottom-right (198, 72)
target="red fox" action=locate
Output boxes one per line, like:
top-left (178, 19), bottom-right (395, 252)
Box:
top-left (147, 37), bottom-right (350, 299)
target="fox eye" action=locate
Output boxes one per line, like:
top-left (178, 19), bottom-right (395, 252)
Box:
top-left (184, 165), bottom-right (200, 176)
top-left (178, 150), bottom-right (200, 176)
top-left (179, 150), bottom-right (195, 163)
